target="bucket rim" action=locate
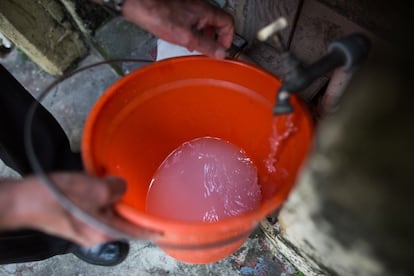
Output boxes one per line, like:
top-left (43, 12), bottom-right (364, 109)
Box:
top-left (81, 55), bottom-right (314, 236)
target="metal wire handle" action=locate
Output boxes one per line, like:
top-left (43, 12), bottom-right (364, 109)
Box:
top-left (23, 59), bottom-right (160, 242)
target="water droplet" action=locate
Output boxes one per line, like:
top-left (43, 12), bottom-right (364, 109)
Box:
top-left (265, 114), bottom-right (298, 173)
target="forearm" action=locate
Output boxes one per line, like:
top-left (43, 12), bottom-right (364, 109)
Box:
top-left (90, 0), bottom-right (158, 19)
top-left (0, 177), bottom-right (35, 230)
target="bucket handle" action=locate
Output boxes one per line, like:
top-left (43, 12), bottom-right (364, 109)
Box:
top-left (23, 59), bottom-right (163, 242)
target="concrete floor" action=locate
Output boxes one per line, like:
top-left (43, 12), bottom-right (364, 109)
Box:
top-left (0, 18), bottom-right (299, 275)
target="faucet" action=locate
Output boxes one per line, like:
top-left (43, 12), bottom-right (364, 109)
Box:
top-left (273, 34), bottom-right (371, 114)
top-left (256, 18), bottom-right (371, 115)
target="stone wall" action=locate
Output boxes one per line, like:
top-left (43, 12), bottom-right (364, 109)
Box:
top-left (0, 0), bottom-right (88, 75)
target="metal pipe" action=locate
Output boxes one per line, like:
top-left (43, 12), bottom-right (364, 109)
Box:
top-left (273, 33), bottom-right (371, 115)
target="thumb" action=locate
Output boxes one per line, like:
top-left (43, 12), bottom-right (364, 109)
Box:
top-left (197, 36), bottom-right (226, 59)
top-left (102, 176), bottom-right (127, 204)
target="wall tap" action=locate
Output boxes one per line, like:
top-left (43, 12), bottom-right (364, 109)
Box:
top-left (257, 20), bottom-right (371, 115)
top-left (274, 34), bottom-right (371, 114)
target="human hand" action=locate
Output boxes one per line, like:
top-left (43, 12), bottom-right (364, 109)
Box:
top-left (121, 0), bottom-right (234, 59)
top-left (6, 173), bottom-right (155, 247)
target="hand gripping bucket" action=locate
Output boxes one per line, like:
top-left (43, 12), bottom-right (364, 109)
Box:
top-left (82, 56), bottom-right (313, 263)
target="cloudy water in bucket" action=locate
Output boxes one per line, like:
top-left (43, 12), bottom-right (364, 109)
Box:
top-left (145, 137), bottom-right (262, 222)
top-left (265, 114), bottom-right (298, 173)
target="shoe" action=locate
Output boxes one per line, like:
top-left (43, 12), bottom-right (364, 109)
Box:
top-left (72, 240), bottom-right (129, 266)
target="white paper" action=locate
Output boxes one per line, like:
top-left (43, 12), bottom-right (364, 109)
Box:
top-left (156, 39), bottom-right (202, 61)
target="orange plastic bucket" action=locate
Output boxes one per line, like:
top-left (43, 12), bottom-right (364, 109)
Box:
top-left (82, 56), bottom-right (313, 263)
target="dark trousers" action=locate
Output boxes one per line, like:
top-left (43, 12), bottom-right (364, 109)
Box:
top-left (0, 64), bottom-right (81, 264)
